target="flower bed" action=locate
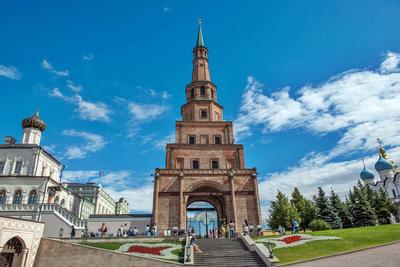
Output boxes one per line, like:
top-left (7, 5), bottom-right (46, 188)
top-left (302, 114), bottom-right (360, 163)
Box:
top-left (117, 242), bottom-right (182, 260)
top-left (255, 234), bottom-right (341, 248)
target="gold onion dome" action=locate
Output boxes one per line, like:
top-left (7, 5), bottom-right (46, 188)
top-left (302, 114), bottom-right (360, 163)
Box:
top-left (22, 111), bottom-right (46, 131)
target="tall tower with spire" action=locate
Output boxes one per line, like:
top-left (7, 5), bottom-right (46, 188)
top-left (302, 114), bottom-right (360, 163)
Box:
top-left (152, 21), bottom-right (262, 234)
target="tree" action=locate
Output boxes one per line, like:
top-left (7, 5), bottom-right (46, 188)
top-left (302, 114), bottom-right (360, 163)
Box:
top-left (314, 187), bottom-right (341, 229)
top-left (268, 191), bottom-right (300, 230)
top-left (291, 187), bottom-right (316, 229)
top-left (329, 189), bottom-right (351, 228)
top-left (351, 185), bottom-right (378, 227)
top-left (374, 188), bottom-right (397, 224)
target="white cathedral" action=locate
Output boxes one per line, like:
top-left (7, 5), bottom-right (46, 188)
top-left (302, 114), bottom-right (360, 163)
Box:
top-left (359, 141), bottom-right (400, 220)
top-left (0, 111), bottom-right (129, 237)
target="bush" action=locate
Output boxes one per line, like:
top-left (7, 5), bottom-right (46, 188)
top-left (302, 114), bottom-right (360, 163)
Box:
top-left (309, 219), bottom-right (331, 231)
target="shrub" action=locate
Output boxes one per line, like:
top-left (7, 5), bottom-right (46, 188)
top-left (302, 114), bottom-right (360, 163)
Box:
top-left (309, 219), bottom-right (331, 231)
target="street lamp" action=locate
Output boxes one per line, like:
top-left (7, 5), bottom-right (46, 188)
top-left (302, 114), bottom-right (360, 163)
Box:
top-left (59, 228), bottom-right (64, 238)
top-left (267, 242), bottom-right (274, 259)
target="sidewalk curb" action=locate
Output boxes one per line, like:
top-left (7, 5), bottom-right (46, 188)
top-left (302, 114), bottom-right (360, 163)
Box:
top-left (280, 240), bottom-right (400, 266)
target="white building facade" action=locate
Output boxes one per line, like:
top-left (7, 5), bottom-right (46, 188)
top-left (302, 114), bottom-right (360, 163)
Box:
top-left (0, 111), bottom-right (127, 237)
top-left (359, 144), bottom-right (400, 221)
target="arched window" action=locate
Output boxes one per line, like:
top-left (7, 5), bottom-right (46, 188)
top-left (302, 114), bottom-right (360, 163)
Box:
top-left (28, 190), bottom-right (37, 204)
top-left (0, 190), bottom-right (6, 204)
top-left (13, 189), bottom-right (22, 204)
top-left (200, 87), bottom-right (206, 97)
top-left (190, 88), bottom-right (195, 99)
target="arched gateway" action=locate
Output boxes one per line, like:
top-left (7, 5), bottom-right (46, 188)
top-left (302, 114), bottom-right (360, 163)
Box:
top-left (152, 21), bottom-right (262, 235)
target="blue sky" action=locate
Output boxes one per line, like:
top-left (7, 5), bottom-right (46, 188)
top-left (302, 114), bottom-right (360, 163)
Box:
top-left (1, 1), bottom-right (400, 215)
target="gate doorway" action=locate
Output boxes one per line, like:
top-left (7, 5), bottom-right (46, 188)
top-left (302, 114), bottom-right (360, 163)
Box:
top-left (186, 201), bottom-right (218, 238)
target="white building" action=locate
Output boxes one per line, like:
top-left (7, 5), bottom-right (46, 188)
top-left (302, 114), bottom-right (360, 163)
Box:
top-left (359, 143), bottom-right (400, 221)
top-left (116, 197), bottom-right (129, 215)
top-left (0, 111), bottom-right (128, 237)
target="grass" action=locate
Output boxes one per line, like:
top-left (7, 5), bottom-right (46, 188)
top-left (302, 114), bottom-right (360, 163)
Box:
top-left (81, 239), bottom-right (185, 263)
top-left (258, 224), bottom-right (400, 265)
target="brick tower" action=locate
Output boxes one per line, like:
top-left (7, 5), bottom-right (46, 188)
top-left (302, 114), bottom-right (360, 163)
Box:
top-left (152, 20), bottom-right (262, 234)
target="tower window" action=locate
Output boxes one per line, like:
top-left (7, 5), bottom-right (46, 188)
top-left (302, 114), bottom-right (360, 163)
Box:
top-left (188, 135), bottom-right (196, 144)
top-left (0, 161), bottom-right (5, 174)
top-left (200, 87), bottom-right (206, 97)
top-left (211, 160), bottom-right (219, 169)
top-left (200, 110), bottom-right (208, 119)
top-left (214, 136), bottom-right (221, 145)
top-left (192, 160), bottom-right (199, 169)
top-left (190, 88), bottom-right (195, 99)
top-left (14, 161), bottom-right (23, 174)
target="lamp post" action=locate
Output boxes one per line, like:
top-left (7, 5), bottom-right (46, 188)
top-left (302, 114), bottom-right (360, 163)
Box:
top-left (267, 242), bottom-right (274, 259)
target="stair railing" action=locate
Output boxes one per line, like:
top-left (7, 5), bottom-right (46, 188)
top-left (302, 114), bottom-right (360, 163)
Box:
top-left (184, 234), bottom-right (194, 265)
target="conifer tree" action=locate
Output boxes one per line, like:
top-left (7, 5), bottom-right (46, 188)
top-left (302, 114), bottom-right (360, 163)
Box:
top-left (314, 187), bottom-right (341, 229)
top-left (291, 187), bottom-right (316, 229)
top-left (351, 185), bottom-right (378, 227)
top-left (374, 188), bottom-right (397, 224)
top-left (329, 189), bottom-right (351, 228)
top-left (268, 190), bottom-right (300, 229)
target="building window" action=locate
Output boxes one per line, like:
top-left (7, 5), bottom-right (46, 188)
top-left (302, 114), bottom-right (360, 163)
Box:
top-left (200, 110), bottom-right (208, 119)
top-left (0, 161), bottom-right (5, 174)
top-left (214, 135), bottom-right (221, 145)
top-left (0, 190), bottom-right (6, 204)
top-left (28, 190), bottom-right (37, 204)
top-left (191, 88), bottom-right (195, 99)
top-left (211, 160), bottom-right (219, 169)
top-left (13, 190), bottom-right (22, 204)
top-left (60, 199), bottom-right (65, 207)
top-left (211, 90), bottom-right (214, 99)
top-left (192, 160), bottom-right (199, 169)
top-left (188, 135), bottom-right (196, 144)
top-left (14, 161), bottom-right (23, 174)
top-left (200, 87), bottom-right (206, 97)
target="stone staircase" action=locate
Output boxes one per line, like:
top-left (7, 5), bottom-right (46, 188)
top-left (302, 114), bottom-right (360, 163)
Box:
top-left (194, 238), bottom-right (266, 267)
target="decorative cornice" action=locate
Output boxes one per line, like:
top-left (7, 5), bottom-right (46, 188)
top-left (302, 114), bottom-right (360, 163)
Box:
top-left (156, 168), bottom-right (256, 176)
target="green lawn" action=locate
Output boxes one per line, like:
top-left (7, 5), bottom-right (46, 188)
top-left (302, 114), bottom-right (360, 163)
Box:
top-left (81, 240), bottom-right (185, 263)
top-left (258, 224), bottom-right (400, 265)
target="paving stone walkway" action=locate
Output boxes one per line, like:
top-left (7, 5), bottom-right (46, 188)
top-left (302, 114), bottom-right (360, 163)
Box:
top-left (286, 242), bottom-right (400, 267)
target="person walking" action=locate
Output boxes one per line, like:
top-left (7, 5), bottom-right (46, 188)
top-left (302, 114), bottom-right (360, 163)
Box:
top-left (190, 233), bottom-right (203, 254)
top-left (70, 225), bottom-right (76, 238)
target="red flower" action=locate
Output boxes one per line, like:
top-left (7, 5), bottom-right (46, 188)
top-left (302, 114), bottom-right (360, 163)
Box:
top-left (281, 235), bottom-right (302, 244)
top-left (127, 245), bottom-right (171, 256)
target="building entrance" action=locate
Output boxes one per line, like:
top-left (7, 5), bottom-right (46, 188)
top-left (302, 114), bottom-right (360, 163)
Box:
top-left (187, 200), bottom-right (218, 237)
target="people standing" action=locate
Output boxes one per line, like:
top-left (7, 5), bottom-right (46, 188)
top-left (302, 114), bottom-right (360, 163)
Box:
top-left (100, 223), bottom-right (107, 237)
top-left (220, 224), bottom-right (226, 238)
top-left (145, 225), bottom-right (150, 236)
top-left (133, 227), bottom-right (138, 236)
top-left (229, 221), bottom-right (235, 238)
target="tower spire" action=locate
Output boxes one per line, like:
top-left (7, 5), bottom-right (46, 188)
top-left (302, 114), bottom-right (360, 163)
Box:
top-left (196, 18), bottom-right (204, 47)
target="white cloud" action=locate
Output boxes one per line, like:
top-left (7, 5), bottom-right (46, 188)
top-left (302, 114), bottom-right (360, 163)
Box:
top-left (49, 88), bottom-right (111, 122)
top-left (162, 6), bottom-right (170, 12)
top-left (235, 51), bottom-right (400, 219)
top-left (67, 80), bottom-right (83, 93)
top-left (83, 53), bottom-right (94, 61)
top-left (62, 129), bottom-right (107, 159)
top-left (236, 51), bottom-right (400, 162)
top-left (154, 132), bottom-right (175, 150)
top-left (127, 102), bottom-right (169, 121)
top-left (62, 170), bottom-right (154, 212)
top-left (0, 64), bottom-right (21, 80)
top-left (147, 88), bottom-right (172, 99)
top-left (380, 51), bottom-right (400, 73)
top-left (41, 59), bottom-right (69, 77)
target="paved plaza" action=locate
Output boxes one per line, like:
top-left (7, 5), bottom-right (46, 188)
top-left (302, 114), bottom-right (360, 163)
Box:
top-left (288, 242), bottom-right (400, 267)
